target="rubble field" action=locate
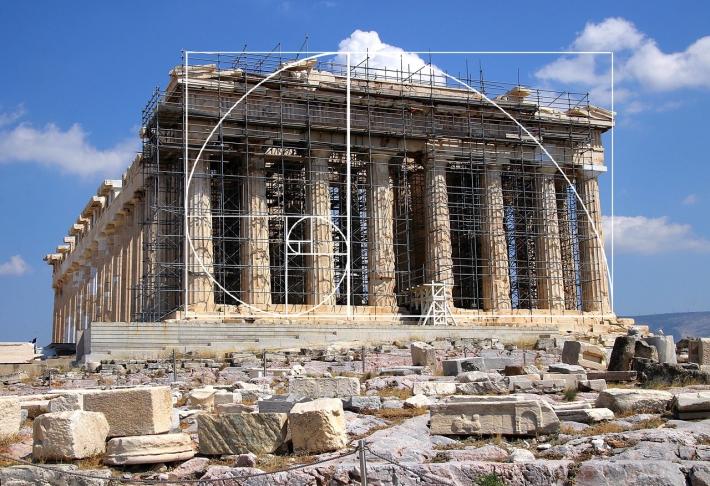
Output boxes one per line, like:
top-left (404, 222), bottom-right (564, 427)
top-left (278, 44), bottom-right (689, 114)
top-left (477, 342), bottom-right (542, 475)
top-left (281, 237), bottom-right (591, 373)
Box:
top-left (1, 331), bottom-right (709, 485)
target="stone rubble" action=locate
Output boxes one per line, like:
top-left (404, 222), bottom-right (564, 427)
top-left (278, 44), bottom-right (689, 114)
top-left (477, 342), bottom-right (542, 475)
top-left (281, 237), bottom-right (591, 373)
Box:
top-left (2, 333), bottom-right (710, 485)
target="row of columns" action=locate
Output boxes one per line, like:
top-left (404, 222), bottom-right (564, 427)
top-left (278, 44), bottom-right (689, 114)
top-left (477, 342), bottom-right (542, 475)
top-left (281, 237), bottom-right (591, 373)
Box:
top-left (52, 196), bottom-right (144, 343)
top-left (196, 146), bottom-right (609, 314)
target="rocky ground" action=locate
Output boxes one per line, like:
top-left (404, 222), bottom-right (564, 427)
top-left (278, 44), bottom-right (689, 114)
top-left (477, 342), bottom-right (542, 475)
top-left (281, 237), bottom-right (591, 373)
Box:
top-left (0, 335), bottom-right (709, 485)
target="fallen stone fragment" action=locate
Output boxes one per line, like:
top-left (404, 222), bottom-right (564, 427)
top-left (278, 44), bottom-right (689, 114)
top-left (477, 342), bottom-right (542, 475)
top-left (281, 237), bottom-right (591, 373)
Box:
top-left (404, 394), bottom-right (431, 409)
top-left (548, 363), bottom-right (586, 374)
top-left (578, 379), bottom-right (607, 392)
top-left (48, 393), bottom-right (83, 412)
top-left (442, 357), bottom-right (484, 376)
top-left (0, 397), bottom-right (21, 438)
top-left (0, 465), bottom-right (112, 485)
top-left (104, 432), bottom-right (195, 465)
top-left (509, 447), bottom-right (535, 462)
top-left (289, 377), bottom-right (360, 398)
top-left (216, 403), bottom-right (255, 414)
top-left (635, 340), bottom-right (659, 361)
top-left (410, 341), bottom-right (436, 367)
top-left (586, 370), bottom-right (637, 382)
top-left (257, 394), bottom-right (309, 413)
top-left (21, 400), bottom-right (49, 419)
top-left (188, 387), bottom-right (217, 411)
top-left (33, 411), bottom-right (109, 461)
top-left (672, 391), bottom-right (710, 419)
top-left (688, 338), bottom-right (710, 365)
top-left (643, 335), bottom-right (677, 364)
top-left (555, 407), bottom-right (614, 424)
top-left (289, 398), bottom-right (347, 453)
top-left (430, 395), bottom-right (559, 436)
top-left (595, 388), bottom-right (673, 413)
top-left (197, 413), bottom-right (288, 455)
top-left (561, 341), bottom-right (608, 371)
top-left (168, 457), bottom-right (210, 479)
top-left (83, 386), bottom-right (172, 437)
top-left (608, 336), bottom-right (637, 371)
top-left (343, 395), bottom-right (381, 412)
top-left (411, 381), bottom-right (457, 396)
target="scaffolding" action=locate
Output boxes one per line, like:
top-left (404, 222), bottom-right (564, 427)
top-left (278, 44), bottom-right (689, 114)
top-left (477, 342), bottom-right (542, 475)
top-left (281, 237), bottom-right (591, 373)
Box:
top-left (134, 52), bottom-right (610, 323)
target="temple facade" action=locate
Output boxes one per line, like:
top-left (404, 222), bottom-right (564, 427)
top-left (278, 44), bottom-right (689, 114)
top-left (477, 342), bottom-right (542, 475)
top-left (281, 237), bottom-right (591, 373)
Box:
top-left (45, 55), bottom-right (616, 345)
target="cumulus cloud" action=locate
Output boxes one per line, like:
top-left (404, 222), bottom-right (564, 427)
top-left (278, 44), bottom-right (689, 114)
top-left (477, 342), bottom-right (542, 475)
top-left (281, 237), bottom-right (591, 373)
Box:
top-left (536, 17), bottom-right (710, 109)
top-left (603, 215), bottom-right (710, 255)
top-left (0, 255), bottom-right (29, 277)
top-left (336, 30), bottom-right (441, 82)
top-left (0, 114), bottom-right (138, 177)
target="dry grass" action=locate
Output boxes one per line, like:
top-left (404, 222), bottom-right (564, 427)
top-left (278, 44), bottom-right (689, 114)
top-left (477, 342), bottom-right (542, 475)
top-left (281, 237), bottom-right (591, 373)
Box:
top-left (576, 422), bottom-right (626, 436)
top-left (373, 406), bottom-right (427, 423)
top-left (0, 433), bottom-right (23, 453)
top-left (360, 371), bottom-right (379, 382)
top-left (75, 454), bottom-right (105, 470)
top-left (256, 453), bottom-right (315, 473)
top-left (349, 423), bottom-right (391, 442)
top-left (376, 386), bottom-right (412, 400)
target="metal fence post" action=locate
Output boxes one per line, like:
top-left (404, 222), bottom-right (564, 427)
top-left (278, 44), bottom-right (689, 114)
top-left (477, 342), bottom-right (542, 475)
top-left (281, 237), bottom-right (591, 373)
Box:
top-left (263, 350), bottom-right (267, 377)
top-left (358, 439), bottom-right (368, 486)
top-left (361, 346), bottom-right (366, 374)
top-left (172, 349), bottom-right (178, 383)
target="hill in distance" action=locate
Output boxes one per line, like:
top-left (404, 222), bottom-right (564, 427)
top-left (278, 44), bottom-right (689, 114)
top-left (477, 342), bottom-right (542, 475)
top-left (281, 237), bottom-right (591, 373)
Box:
top-left (629, 311), bottom-right (710, 341)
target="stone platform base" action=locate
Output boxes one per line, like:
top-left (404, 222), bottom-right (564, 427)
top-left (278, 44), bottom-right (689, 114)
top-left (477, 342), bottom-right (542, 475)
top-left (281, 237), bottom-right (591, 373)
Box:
top-left (75, 315), bottom-right (628, 362)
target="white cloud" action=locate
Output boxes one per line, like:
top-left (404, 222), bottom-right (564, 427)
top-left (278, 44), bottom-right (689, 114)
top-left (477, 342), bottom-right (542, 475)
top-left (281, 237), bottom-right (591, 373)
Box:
top-left (536, 17), bottom-right (710, 109)
top-left (571, 17), bottom-right (644, 52)
top-left (336, 30), bottom-right (441, 82)
top-left (682, 194), bottom-right (699, 206)
top-left (0, 104), bottom-right (26, 127)
top-left (603, 215), bottom-right (710, 255)
top-left (0, 255), bottom-right (29, 277)
top-left (0, 117), bottom-right (138, 177)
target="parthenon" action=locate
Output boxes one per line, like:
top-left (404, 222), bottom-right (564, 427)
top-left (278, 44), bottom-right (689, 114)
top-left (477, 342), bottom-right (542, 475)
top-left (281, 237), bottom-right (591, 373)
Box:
top-left (44, 53), bottom-right (617, 350)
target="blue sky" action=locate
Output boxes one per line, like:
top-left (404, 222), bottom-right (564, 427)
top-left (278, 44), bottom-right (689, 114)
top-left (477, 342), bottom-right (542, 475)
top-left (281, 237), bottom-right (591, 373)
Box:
top-left (1, 1), bottom-right (709, 343)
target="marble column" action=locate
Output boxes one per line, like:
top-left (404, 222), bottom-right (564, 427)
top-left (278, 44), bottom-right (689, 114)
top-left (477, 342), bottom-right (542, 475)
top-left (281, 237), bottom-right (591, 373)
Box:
top-left (187, 158), bottom-right (215, 313)
top-left (366, 153), bottom-right (397, 307)
top-left (305, 148), bottom-right (335, 306)
top-left (535, 168), bottom-right (566, 311)
top-left (577, 170), bottom-right (611, 313)
top-left (481, 163), bottom-right (512, 311)
top-left (422, 145), bottom-right (454, 306)
top-left (240, 153), bottom-right (272, 306)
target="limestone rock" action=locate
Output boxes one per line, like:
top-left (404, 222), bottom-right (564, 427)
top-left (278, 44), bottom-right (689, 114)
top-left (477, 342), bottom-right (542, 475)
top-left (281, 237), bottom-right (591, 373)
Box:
top-left (104, 432), bottom-right (195, 465)
top-left (216, 403), bottom-right (255, 414)
top-left (644, 336), bottom-right (677, 364)
top-left (404, 394), bottom-right (431, 409)
top-left (33, 411), bottom-right (109, 461)
top-left (608, 336), bottom-right (637, 371)
top-left (595, 388), bottom-right (673, 413)
top-left (430, 396), bottom-right (559, 436)
top-left (575, 459), bottom-right (685, 486)
top-left (442, 357), bottom-right (484, 376)
top-left (21, 400), bottom-right (49, 419)
top-left (187, 387), bottom-right (216, 411)
top-left (561, 341), bottom-right (608, 371)
top-left (343, 395), bottom-right (381, 412)
top-left (672, 391), bottom-right (710, 419)
top-left (0, 397), bottom-right (21, 439)
top-left (83, 386), bottom-right (172, 437)
top-left (197, 413), bottom-right (288, 455)
top-left (509, 448), bottom-right (535, 463)
top-left (689, 338), bottom-right (710, 365)
top-left (289, 377), bottom-right (360, 398)
top-left (548, 363), bottom-right (586, 374)
top-left (48, 393), bottom-right (83, 413)
top-left (289, 398), bottom-right (347, 453)
top-left (0, 464), bottom-right (111, 486)
top-left (578, 379), bottom-right (607, 392)
top-left (555, 407), bottom-right (614, 424)
top-left (635, 340), bottom-right (659, 361)
top-left (168, 457), bottom-right (210, 479)
top-left (410, 341), bottom-right (436, 367)
top-left (411, 381), bottom-right (456, 396)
